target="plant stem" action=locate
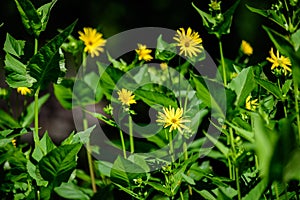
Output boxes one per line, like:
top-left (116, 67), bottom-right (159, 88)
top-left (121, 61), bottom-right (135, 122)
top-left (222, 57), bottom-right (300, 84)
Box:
top-left (218, 37), bottom-right (227, 86)
top-left (82, 110), bottom-right (97, 192)
top-left (235, 167), bottom-right (241, 200)
top-left (274, 182), bottom-right (280, 200)
top-left (119, 129), bottom-right (127, 158)
top-left (180, 191), bottom-right (184, 200)
top-left (169, 131), bottom-right (175, 163)
top-left (183, 141), bottom-right (188, 160)
top-left (34, 87), bottom-right (40, 144)
top-left (293, 77), bottom-right (300, 143)
top-left (129, 115), bottom-right (134, 154)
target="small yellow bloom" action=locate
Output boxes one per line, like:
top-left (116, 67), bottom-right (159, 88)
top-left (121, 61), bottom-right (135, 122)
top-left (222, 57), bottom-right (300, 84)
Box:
top-left (241, 40), bottom-right (253, 56)
top-left (173, 27), bottom-right (203, 58)
top-left (135, 44), bottom-right (153, 61)
top-left (245, 96), bottom-right (258, 111)
top-left (11, 139), bottom-right (16, 147)
top-left (266, 48), bottom-right (292, 75)
top-left (117, 89), bottom-right (136, 106)
top-left (156, 106), bottom-right (190, 133)
top-left (78, 27), bottom-right (106, 57)
top-left (17, 87), bottom-right (31, 95)
top-left (160, 62), bottom-right (168, 70)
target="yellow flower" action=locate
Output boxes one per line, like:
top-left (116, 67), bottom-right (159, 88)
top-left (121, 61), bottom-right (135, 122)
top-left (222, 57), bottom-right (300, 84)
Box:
top-left (245, 96), bottom-right (258, 111)
top-left (173, 27), bottom-right (203, 57)
top-left (160, 62), bottom-right (168, 70)
top-left (12, 139), bottom-right (16, 147)
top-left (241, 40), bottom-right (253, 56)
top-left (135, 44), bottom-right (153, 61)
top-left (117, 88), bottom-right (136, 106)
top-left (78, 27), bottom-right (106, 57)
top-left (266, 48), bottom-right (292, 75)
top-left (156, 106), bottom-right (190, 133)
top-left (17, 87), bottom-right (31, 95)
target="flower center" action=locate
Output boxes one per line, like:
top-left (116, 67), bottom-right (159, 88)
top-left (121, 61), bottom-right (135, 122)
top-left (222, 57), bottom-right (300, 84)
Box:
top-left (171, 118), bottom-right (178, 124)
top-left (184, 41), bottom-right (190, 47)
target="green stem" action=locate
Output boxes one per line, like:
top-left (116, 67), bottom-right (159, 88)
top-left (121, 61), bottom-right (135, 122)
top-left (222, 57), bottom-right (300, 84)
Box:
top-left (129, 115), bottom-right (134, 154)
top-left (183, 141), bottom-right (188, 160)
top-left (82, 110), bottom-right (97, 192)
top-left (218, 37), bottom-right (227, 86)
top-left (293, 78), bottom-right (300, 143)
top-left (235, 167), bottom-right (241, 200)
top-left (274, 182), bottom-right (280, 200)
top-left (34, 87), bottom-right (40, 144)
top-left (119, 129), bottom-right (127, 158)
top-left (169, 131), bottom-right (175, 163)
top-left (180, 191), bottom-right (184, 200)
top-left (228, 158), bottom-right (233, 179)
top-left (34, 38), bottom-right (38, 54)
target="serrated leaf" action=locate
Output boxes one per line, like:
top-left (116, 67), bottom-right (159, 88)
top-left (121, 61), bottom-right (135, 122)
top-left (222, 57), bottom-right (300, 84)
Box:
top-left (255, 78), bottom-right (283, 100)
top-left (14, 0), bottom-right (42, 37)
top-left (32, 131), bottom-right (56, 162)
top-left (54, 182), bottom-right (89, 200)
top-left (134, 88), bottom-right (178, 109)
top-left (39, 143), bottom-right (82, 187)
top-left (228, 67), bottom-right (256, 106)
top-left (21, 94), bottom-right (50, 127)
top-left (4, 53), bottom-right (36, 88)
top-left (3, 33), bottom-right (25, 58)
top-left (110, 156), bottom-right (146, 186)
top-left (28, 20), bottom-right (76, 90)
top-left (37, 0), bottom-right (57, 32)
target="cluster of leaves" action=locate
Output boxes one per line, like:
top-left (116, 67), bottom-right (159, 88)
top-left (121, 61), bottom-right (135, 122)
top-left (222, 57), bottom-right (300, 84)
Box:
top-left (1, 0), bottom-right (300, 200)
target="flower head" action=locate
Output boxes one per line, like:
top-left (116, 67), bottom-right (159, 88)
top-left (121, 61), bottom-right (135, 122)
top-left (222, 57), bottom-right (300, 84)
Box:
top-left (245, 96), bottom-right (258, 111)
top-left (173, 27), bottom-right (203, 57)
top-left (135, 44), bottom-right (153, 61)
top-left (156, 106), bottom-right (190, 133)
top-left (240, 40), bottom-right (253, 56)
top-left (266, 48), bottom-right (292, 75)
top-left (160, 62), bottom-right (168, 70)
top-left (78, 27), bottom-right (106, 57)
top-left (117, 89), bottom-right (136, 106)
top-left (17, 87), bottom-right (31, 95)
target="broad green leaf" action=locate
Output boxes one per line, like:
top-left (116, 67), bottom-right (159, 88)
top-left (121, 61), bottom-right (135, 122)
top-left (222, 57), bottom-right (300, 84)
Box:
top-left (181, 173), bottom-right (195, 185)
top-left (39, 143), bottom-right (82, 187)
top-left (107, 52), bottom-right (128, 71)
top-left (204, 132), bottom-right (229, 157)
top-left (54, 182), bottom-right (89, 200)
top-left (283, 149), bottom-right (300, 182)
top-left (134, 88), bottom-right (178, 109)
top-left (246, 5), bottom-right (287, 30)
top-left (21, 94), bottom-right (50, 127)
top-left (228, 67), bottom-right (256, 106)
top-left (95, 160), bottom-right (113, 177)
top-left (227, 121), bottom-right (254, 143)
top-left (3, 33), bottom-right (25, 58)
top-left (72, 125), bottom-right (96, 144)
top-left (155, 34), bottom-right (176, 61)
top-left (193, 189), bottom-right (216, 200)
top-left (255, 78), bottom-right (283, 100)
top-left (53, 79), bottom-right (73, 109)
top-left (147, 181), bottom-right (172, 196)
top-left (128, 154), bottom-right (150, 172)
top-left (242, 178), bottom-right (268, 200)
top-left (32, 131), bottom-right (56, 162)
top-left (37, 0), bottom-right (57, 32)
top-left (192, 3), bottom-right (217, 30)
top-left (14, 0), bottom-right (42, 37)
top-left (4, 53), bottom-right (36, 88)
top-left (291, 29), bottom-right (300, 51)
top-left (110, 156), bottom-right (146, 186)
top-left (281, 79), bottom-right (292, 96)
top-left (0, 110), bottom-right (20, 129)
top-left (27, 160), bottom-right (48, 186)
top-left (28, 21), bottom-right (77, 90)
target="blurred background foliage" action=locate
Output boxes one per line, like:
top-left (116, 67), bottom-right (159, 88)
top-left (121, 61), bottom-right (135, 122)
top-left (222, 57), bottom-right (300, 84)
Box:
top-left (0, 0), bottom-right (274, 142)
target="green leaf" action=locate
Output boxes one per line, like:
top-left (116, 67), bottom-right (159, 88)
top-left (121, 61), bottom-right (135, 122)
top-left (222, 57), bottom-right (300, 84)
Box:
top-left (204, 131), bottom-right (229, 157)
top-left (95, 160), bottom-right (113, 177)
top-left (255, 78), bottom-right (283, 100)
top-left (291, 29), bottom-right (300, 51)
top-left (147, 181), bottom-right (172, 196)
top-left (134, 88), bottom-right (178, 109)
top-left (0, 110), bottom-right (20, 129)
top-left (32, 131), bottom-right (56, 162)
top-left (110, 156), bottom-right (146, 186)
top-left (283, 149), bottom-right (300, 182)
top-left (27, 160), bottom-right (48, 186)
top-left (155, 34), bottom-right (176, 61)
top-left (39, 143), bottom-right (82, 187)
top-left (37, 0), bottom-right (57, 32)
top-left (246, 5), bottom-right (287, 30)
top-left (54, 182), bottom-right (90, 200)
top-left (85, 111), bottom-right (117, 127)
top-left (192, 3), bottom-right (217, 30)
top-left (53, 79), bottom-right (73, 109)
top-left (4, 53), bottom-right (36, 88)
top-left (3, 33), bottom-right (25, 58)
top-left (28, 20), bottom-right (77, 90)
top-left (193, 189), bottom-right (216, 200)
top-left (72, 125), bottom-right (96, 144)
top-left (181, 173), bottom-right (195, 185)
top-left (242, 178), bottom-right (268, 200)
top-left (227, 122), bottom-right (254, 143)
top-left (21, 94), bottom-right (50, 127)
top-left (228, 67), bottom-right (256, 106)
top-left (14, 0), bottom-right (42, 37)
